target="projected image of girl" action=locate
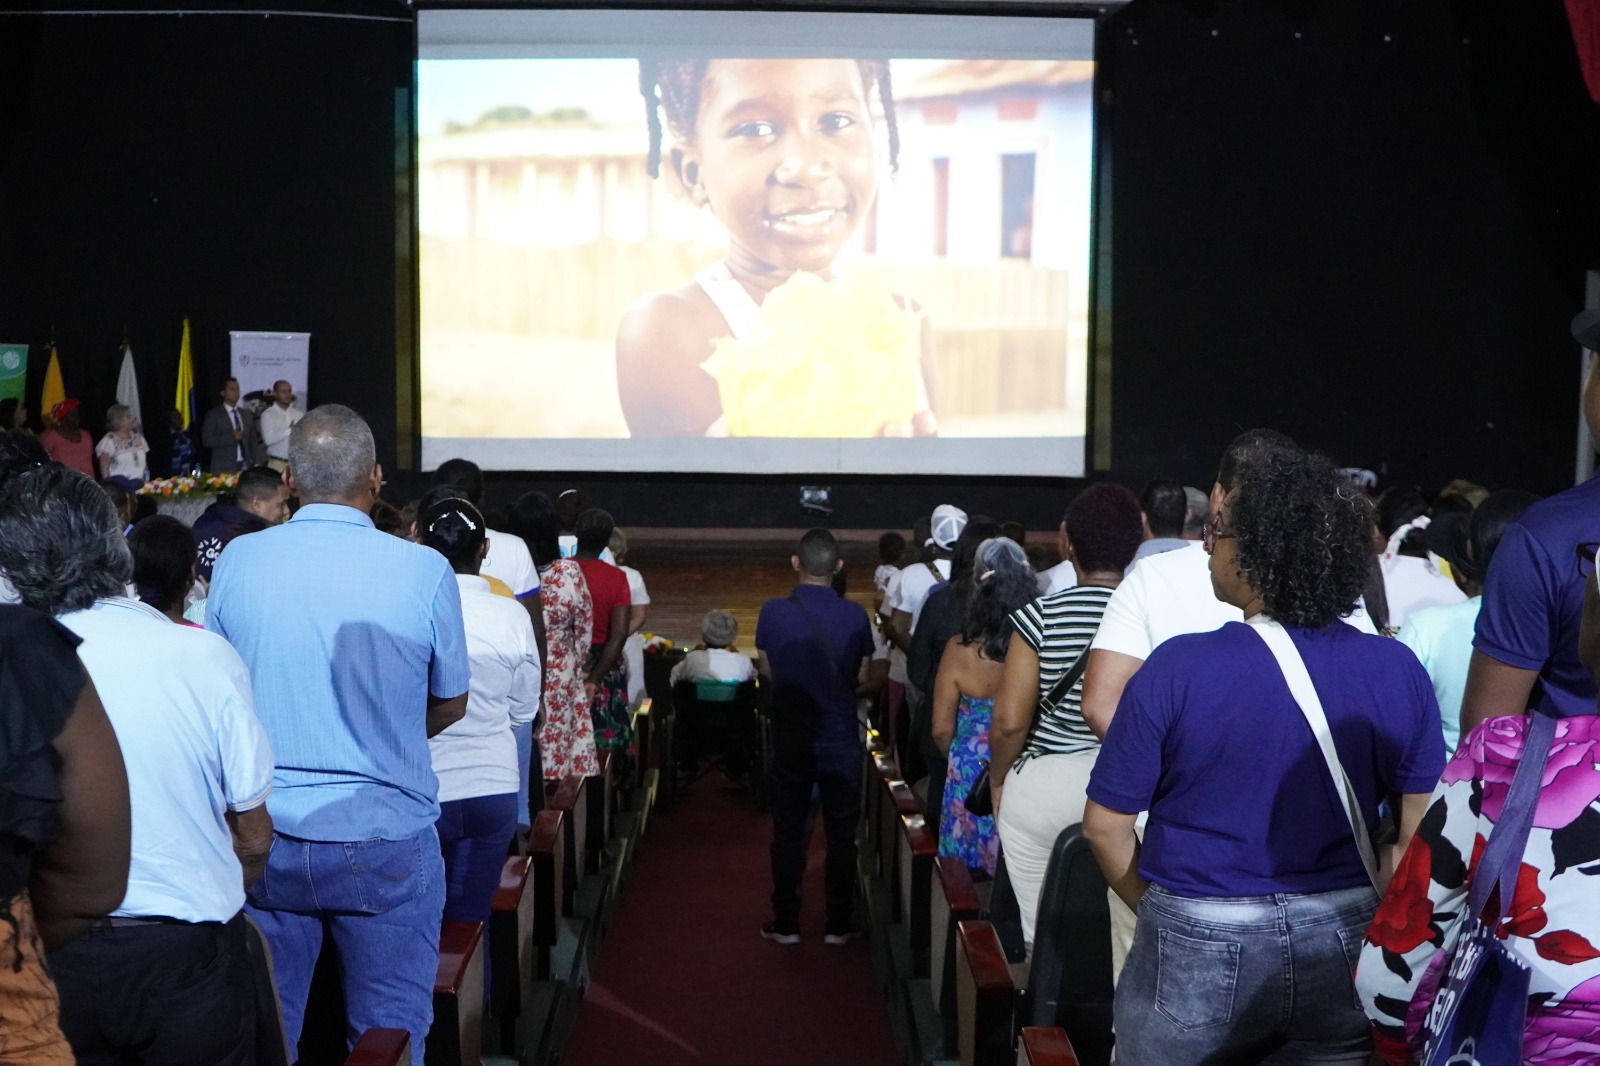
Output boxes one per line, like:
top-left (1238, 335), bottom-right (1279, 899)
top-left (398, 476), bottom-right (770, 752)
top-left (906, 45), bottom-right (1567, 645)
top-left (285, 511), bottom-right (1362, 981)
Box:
top-left (617, 58), bottom-right (938, 439)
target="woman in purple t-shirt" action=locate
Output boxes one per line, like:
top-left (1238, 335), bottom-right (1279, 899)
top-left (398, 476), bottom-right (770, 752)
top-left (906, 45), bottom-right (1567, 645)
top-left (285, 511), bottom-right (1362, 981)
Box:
top-left (1084, 447), bottom-right (1446, 1065)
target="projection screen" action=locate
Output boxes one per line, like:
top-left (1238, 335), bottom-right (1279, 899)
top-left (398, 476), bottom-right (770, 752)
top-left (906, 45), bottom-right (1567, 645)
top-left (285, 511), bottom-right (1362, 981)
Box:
top-left (418, 9), bottom-right (1096, 475)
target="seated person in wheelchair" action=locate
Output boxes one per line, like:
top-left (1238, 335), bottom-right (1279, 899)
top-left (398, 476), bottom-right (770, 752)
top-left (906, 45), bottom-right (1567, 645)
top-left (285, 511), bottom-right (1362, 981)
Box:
top-left (670, 610), bottom-right (757, 687)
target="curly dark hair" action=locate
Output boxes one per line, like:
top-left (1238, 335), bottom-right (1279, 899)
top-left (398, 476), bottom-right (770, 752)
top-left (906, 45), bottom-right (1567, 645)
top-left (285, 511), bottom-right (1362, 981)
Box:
top-left (1064, 482), bottom-right (1144, 574)
top-left (639, 58), bottom-right (899, 180)
top-left (1230, 450), bottom-right (1376, 627)
top-left (962, 538), bottom-right (1038, 660)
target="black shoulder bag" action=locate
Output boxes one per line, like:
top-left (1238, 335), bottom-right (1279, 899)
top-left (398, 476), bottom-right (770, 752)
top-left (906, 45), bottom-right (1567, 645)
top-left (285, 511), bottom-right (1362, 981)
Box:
top-left (964, 644), bottom-right (1092, 817)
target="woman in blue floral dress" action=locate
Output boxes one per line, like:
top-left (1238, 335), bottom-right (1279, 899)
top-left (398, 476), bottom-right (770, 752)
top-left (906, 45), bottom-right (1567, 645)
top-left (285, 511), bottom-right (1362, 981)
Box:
top-left (932, 538), bottom-right (1040, 876)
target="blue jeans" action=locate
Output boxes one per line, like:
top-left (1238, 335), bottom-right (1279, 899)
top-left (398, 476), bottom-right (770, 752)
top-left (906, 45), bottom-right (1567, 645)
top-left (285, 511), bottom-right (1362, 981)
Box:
top-left (1115, 883), bottom-right (1377, 1065)
top-left (769, 739), bottom-right (861, 932)
top-left (245, 829), bottom-right (445, 1061)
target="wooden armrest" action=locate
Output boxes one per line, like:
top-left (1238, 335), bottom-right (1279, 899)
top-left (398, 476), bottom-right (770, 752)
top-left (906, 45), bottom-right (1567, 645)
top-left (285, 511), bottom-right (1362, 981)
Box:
top-left (887, 779), bottom-right (920, 816)
top-left (345, 1028), bottom-right (411, 1066)
top-left (529, 808), bottom-right (564, 857)
top-left (434, 921), bottom-right (483, 995)
top-left (1017, 1027), bottom-right (1081, 1066)
top-left (547, 774), bottom-right (585, 811)
top-left (957, 920), bottom-right (1015, 993)
top-left (935, 855), bottom-right (981, 915)
top-left (873, 750), bottom-right (898, 780)
top-left (493, 856), bottom-right (532, 912)
top-left (900, 812), bottom-right (937, 856)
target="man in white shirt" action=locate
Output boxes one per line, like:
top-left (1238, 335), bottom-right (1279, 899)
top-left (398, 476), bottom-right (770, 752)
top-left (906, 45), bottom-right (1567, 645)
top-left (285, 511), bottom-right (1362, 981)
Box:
top-left (671, 610), bottom-right (758, 686)
top-left (258, 380), bottom-right (304, 472)
top-left (0, 466), bottom-right (276, 1064)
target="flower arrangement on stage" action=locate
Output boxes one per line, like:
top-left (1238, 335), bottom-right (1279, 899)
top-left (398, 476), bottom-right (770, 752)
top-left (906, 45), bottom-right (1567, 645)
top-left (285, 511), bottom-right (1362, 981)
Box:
top-left (700, 271), bottom-right (923, 437)
top-left (137, 472), bottom-right (239, 500)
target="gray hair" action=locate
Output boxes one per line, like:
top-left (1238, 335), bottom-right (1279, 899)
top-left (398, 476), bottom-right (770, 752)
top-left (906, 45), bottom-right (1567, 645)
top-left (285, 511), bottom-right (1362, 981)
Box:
top-left (106, 403), bottom-right (135, 429)
top-left (288, 404), bottom-right (375, 502)
top-left (1183, 486), bottom-right (1208, 539)
top-left (701, 609), bottom-right (738, 648)
top-left (974, 535), bottom-right (1028, 575)
top-left (0, 465), bottom-right (133, 614)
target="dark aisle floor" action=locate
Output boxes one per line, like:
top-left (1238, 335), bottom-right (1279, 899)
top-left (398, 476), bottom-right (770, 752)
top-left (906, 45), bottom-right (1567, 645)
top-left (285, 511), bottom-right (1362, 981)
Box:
top-left (561, 774), bottom-right (900, 1066)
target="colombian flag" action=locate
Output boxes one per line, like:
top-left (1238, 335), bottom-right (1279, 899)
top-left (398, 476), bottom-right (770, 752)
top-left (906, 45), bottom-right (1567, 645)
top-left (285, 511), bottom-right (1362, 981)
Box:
top-left (40, 345), bottom-right (64, 427)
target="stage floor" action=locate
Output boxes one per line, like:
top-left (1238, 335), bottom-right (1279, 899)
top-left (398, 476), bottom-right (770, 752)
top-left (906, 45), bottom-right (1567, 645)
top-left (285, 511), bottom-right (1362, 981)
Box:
top-left (620, 528), bottom-right (886, 649)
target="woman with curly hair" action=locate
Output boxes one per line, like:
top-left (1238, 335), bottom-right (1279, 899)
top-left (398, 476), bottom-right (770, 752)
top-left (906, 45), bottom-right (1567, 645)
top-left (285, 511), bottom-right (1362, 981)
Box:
top-left (930, 537), bottom-right (1038, 876)
top-left (1083, 447), bottom-right (1446, 1064)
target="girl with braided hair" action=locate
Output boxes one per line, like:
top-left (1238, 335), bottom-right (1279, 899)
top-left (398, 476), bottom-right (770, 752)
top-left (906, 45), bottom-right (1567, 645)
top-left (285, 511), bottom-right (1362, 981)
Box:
top-left (618, 57), bottom-right (937, 439)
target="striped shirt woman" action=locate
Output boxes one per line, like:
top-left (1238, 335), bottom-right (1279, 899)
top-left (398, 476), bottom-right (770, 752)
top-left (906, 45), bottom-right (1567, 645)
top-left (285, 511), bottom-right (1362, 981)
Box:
top-left (990, 483), bottom-right (1145, 945)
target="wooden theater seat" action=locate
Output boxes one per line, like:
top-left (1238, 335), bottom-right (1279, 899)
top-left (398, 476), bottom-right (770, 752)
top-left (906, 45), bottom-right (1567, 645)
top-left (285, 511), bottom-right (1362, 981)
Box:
top-left (931, 855), bottom-right (983, 1027)
top-left (898, 812), bottom-right (938, 978)
top-left (427, 920), bottom-right (485, 1066)
top-left (545, 775), bottom-right (587, 913)
top-left (489, 855), bottom-right (536, 1039)
top-left (1016, 1026), bottom-right (1082, 1066)
top-left (529, 807), bottom-right (566, 980)
top-left (956, 920), bottom-right (1017, 1066)
top-left (345, 1028), bottom-right (412, 1066)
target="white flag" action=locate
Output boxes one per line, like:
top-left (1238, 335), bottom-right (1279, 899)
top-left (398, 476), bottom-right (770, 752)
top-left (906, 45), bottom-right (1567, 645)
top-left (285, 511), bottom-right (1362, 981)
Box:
top-left (115, 344), bottom-right (142, 430)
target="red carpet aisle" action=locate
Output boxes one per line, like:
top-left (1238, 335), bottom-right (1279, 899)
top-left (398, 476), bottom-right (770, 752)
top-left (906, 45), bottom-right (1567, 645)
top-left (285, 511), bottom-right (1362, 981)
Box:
top-left (562, 777), bottom-right (900, 1066)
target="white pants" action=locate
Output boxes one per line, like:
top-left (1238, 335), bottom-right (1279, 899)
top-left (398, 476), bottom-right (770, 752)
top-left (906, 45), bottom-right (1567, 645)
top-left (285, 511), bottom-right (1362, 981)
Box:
top-left (996, 749), bottom-right (1099, 945)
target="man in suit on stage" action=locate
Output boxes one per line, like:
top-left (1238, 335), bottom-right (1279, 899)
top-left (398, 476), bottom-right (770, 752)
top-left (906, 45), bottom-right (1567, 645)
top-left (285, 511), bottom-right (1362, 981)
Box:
top-left (201, 377), bottom-right (267, 473)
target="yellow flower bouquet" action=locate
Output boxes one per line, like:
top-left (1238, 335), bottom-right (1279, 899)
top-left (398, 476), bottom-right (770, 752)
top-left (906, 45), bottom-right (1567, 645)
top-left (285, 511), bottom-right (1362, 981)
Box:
top-left (701, 272), bottom-right (923, 437)
top-left (137, 472), bottom-right (239, 501)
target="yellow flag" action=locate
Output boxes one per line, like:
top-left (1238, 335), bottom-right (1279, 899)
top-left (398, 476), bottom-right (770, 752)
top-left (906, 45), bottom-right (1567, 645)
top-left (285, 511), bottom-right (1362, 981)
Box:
top-left (40, 345), bottom-right (65, 427)
top-left (174, 318), bottom-right (195, 430)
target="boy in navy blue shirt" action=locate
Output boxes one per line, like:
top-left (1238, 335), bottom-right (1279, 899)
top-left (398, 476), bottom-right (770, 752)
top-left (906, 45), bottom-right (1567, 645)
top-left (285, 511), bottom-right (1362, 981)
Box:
top-left (756, 529), bottom-right (873, 944)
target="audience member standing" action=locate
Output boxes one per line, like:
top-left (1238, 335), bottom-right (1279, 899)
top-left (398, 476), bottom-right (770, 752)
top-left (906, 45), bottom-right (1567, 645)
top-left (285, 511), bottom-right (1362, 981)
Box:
top-left (207, 405), bottom-right (470, 1056)
top-left (906, 516), bottom-right (1001, 831)
top-left (1084, 447), bottom-right (1445, 1065)
top-left (1126, 479), bottom-right (1190, 571)
top-left (758, 529), bottom-right (875, 944)
top-left (257, 380), bottom-right (303, 471)
top-left (418, 497), bottom-right (540, 935)
top-left (128, 515), bottom-right (201, 625)
top-left (0, 601), bottom-right (127, 1065)
top-left (1375, 487), bottom-right (1466, 630)
top-left (988, 483), bottom-right (1142, 944)
top-left (38, 400), bottom-right (94, 478)
top-left (931, 538), bottom-right (1038, 877)
top-left (873, 531), bottom-right (905, 618)
top-left (1463, 310), bottom-right (1600, 730)
top-left (1181, 486), bottom-right (1207, 539)
top-left (573, 509), bottom-right (633, 758)
top-left (200, 378), bottom-right (266, 473)
top-left (191, 466), bottom-right (290, 584)
top-left (1357, 560), bottom-right (1600, 1064)
top-left (610, 528), bottom-right (651, 704)
top-left (93, 404), bottom-right (148, 492)
top-left (508, 491), bottom-right (599, 790)
top-left (1398, 490), bottom-right (1539, 754)
top-left (0, 465), bottom-right (273, 1065)
top-left (884, 505), bottom-right (965, 779)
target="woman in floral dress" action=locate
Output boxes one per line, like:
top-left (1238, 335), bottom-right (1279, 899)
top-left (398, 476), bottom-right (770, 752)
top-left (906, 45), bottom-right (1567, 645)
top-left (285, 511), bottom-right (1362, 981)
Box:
top-left (930, 538), bottom-right (1038, 877)
top-left (508, 491), bottom-right (597, 781)
top-left (1356, 570), bottom-right (1600, 1064)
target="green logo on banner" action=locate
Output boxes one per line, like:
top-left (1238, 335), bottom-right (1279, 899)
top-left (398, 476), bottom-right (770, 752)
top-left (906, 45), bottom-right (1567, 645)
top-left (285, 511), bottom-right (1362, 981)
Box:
top-left (0, 345), bottom-right (25, 403)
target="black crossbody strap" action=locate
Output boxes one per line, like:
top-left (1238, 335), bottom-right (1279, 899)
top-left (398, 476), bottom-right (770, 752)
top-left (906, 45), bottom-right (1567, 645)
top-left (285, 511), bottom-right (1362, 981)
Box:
top-left (1038, 644), bottom-right (1090, 716)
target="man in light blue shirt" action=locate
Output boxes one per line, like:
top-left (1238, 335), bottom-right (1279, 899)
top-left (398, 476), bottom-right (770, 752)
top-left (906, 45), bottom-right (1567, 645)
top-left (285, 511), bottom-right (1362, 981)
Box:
top-left (1398, 490), bottom-right (1539, 754)
top-left (209, 404), bottom-right (469, 1059)
top-left (1125, 480), bottom-right (1194, 571)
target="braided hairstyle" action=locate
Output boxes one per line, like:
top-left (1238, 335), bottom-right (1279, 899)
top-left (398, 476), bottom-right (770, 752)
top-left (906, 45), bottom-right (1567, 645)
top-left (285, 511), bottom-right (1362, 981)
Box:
top-left (639, 58), bottom-right (900, 180)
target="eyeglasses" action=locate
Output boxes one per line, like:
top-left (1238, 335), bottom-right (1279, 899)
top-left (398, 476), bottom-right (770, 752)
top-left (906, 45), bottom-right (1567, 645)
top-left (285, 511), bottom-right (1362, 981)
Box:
top-left (1202, 514), bottom-right (1235, 555)
top-left (1576, 541), bottom-right (1600, 580)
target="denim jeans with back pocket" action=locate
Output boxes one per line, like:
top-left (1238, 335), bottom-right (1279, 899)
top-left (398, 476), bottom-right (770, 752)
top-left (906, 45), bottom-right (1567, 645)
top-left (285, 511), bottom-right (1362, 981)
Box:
top-left (246, 828), bottom-right (445, 1061)
top-left (1114, 883), bottom-right (1377, 1065)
